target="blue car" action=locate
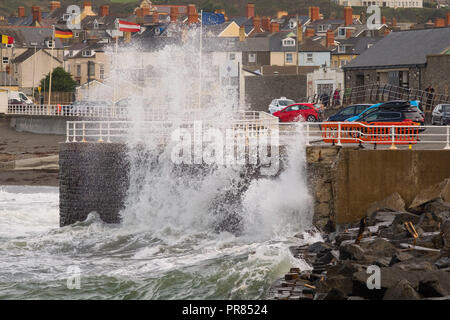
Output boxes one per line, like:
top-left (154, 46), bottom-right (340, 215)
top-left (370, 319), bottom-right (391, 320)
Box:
top-left (327, 104), bottom-right (372, 121)
top-left (346, 100), bottom-right (421, 122)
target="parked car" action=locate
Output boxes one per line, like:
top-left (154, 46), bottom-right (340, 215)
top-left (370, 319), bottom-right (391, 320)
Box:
top-left (8, 91), bottom-right (33, 105)
top-left (273, 103), bottom-right (319, 122)
top-left (268, 97), bottom-right (295, 114)
top-left (432, 104), bottom-right (450, 125)
top-left (327, 104), bottom-right (372, 122)
top-left (359, 109), bottom-right (422, 124)
top-left (346, 100), bottom-right (422, 122)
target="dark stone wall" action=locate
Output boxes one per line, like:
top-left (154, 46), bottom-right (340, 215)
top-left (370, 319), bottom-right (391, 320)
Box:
top-left (423, 55), bottom-right (450, 96)
top-left (245, 74), bottom-right (307, 111)
top-left (59, 143), bottom-right (129, 226)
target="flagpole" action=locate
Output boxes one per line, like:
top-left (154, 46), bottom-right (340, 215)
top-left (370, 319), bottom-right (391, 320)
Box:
top-left (113, 21), bottom-right (119, 117)
top-left (296, 14), bottom-right (299, 75)
top-left (198, 10), bottom-right (203, 109)
top-left (48, 25), bottom-right (55, 112)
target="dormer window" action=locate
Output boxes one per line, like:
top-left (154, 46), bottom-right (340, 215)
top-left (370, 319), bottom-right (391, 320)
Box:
top-left (46, 40), bottom-right (55, 48)
top-left (282, 38), bottom-right (295, 47)
top-left (338, 45), bottom-right (346, 53)
top-left (318, 25), bottom-right (330, 32)
top-left (82, 50), bottom-right (93, 57)
top-left (93, 20), bottom-right (99, 29)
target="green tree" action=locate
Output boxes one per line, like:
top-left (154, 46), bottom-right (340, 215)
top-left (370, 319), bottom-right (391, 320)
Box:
top-left (40, 67), bottom-right (77, 92)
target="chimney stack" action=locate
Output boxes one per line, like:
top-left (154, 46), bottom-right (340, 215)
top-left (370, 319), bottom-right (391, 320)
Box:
top-left (32, 6), bottom-right (42, 24)
top-left (247, 3), bottom-right (255, 19)
top-left (270, 22), bottom-right (279, 33)
top-left (170, 7), bottom-right (179, 23)
top-left (136, 8), bottom-right (144, 18)
top-left (99, 5), bottom-right (109, 17)
top-left (435, 18), bottom-right (445, 27)
top-left (18, 7), bottom-right (25, 18)
top-left (188, 4), bottom-right (198, 24)
top-left (381, 16), bottom-right (386, 24)
top-left (309, 7), bottom-right (320, 22)
top-left (392, 17), bottom-right (397, 27)
top-left (239, 25), bottom-right (245, 41)
top-left (83, 1), bottom-right (92, 9)
top-left (344, 7), bottom-right (352, 26)
top-left (49, 1), bottom-right (61, 11)
top-left (153, 11), bottom-right (159, 24)
top-left (447, 12), bottom-right (450, 26)
top-left (262, 17), bottom-right (271, 32)
top-left (253, 16), bottom-right (261, 32)
top-left (142, 7), bottom-right (150, 16)
top-left (326, 30), bottom-right (334, 48)
top-left (305, 28), bottom-right (315, 38)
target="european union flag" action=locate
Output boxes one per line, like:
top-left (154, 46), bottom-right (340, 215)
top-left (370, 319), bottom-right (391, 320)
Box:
top-left (202, 12), bottom-right (225, 25)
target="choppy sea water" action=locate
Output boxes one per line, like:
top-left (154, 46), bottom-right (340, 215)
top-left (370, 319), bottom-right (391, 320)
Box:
top-left (0, 185), bottom-right (319, 300)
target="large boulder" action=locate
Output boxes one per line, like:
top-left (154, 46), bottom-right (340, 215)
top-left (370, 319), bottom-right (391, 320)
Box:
top-left (361, 238), bottom-right (397, 258)
top-left (367, 192), bottom-right (406, 219)
top-left (339, 243), bottom-right (366, 261)
top-left (441, 220), bottom-right (450, 248)
top-left (352, 267), bottom-right (450, 299)
top-left (383, 279), bottom-right (421, 300)
top-left (418, 278), bottom-right (448, 298)
top-left (409, 178), bottom-right (450, 211)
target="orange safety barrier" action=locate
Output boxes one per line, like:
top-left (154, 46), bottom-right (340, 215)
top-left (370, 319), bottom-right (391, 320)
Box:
top-left (321, 122), bottom-right (362, 143)
top-left (360, 122), bottom-right (420, 145)
top-left (321, 122), bottom-right (420, 145)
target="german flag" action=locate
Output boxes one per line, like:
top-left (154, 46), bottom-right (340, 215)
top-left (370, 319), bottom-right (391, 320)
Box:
top-left (1, 35), bottom-right (14, 45)
top-left (54, 27), bottom-right (73, 39)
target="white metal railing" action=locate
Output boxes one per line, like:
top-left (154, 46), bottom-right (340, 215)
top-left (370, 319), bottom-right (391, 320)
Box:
top-left (66, 115), bottom-right (278, 144)
top-left (65, 119), bottom-right (450, 150)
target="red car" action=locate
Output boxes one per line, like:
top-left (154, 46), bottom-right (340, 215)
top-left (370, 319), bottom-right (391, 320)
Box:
top-left (273, 103), bottom-right (319, 122)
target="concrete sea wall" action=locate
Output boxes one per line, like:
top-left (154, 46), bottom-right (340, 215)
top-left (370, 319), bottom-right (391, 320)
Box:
top-left (307, 146), bottom-right (450, 228)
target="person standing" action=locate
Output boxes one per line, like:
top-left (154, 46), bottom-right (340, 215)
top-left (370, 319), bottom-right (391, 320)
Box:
top-left (333, 89), bottom-right (341, 107)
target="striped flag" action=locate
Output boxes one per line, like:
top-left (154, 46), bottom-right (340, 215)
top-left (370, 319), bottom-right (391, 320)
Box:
top-left (1, 35), bottom-right (14, 45)
top-left (54, 27), bottom-right (73, 39)
top-left (117, 20), bottom-right (141, 32)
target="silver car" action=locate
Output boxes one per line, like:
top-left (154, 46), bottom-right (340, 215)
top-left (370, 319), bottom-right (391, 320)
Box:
top-left (432, 104), bottom-right (450, 125)
top-left (268, 97), bottom-right (295, 114)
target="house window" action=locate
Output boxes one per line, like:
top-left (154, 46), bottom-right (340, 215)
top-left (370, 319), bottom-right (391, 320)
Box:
top-left (2, 57), bottom-right (9, 64)
top-left (93, 21), bottom-right (99, 29)
top-left (63, 14), bottom-right (71, 21)
top-left (338, 28), bottom-right (346, 37)
top-left (229, 53), bottom-right (235, 61)
top-left (306, 53), bottom-right (313, 63)
top-left (338, 45), bottom-right (346, 53)
top-left (74, 32), bottom-right (79, 38)
top-left (283, 38), bottom-right (295, 46)
top-left (248, 53), bottom-right (256, 63)
top-left (286, 53), bottom-right (293, 63)
top-left (82, 50), bottom-right (93, 57)
top-left (100, 64), bottom-right (105, 80)
top-left (289, 20), bottom-right (297, 29)
top-left (88, 62), bottom-right (95, 77)
top-left (76, 64), bottom-right (81, 77)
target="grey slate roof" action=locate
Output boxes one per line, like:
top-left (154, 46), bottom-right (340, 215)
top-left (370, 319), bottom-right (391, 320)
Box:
top-left (333, 37), bottom-right (383, 55)
top-left (344, 27), bottom-right (450, 69)
top-left (0, 26), bottom-right (63, 49)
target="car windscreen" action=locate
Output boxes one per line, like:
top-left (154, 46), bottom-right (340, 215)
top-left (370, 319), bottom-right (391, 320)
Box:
top-left (279, 100), bottom-right (295, 106)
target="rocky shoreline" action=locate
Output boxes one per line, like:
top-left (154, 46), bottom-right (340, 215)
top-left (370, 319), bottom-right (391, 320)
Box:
top-left (270, 178), bottom-right (450, 300)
